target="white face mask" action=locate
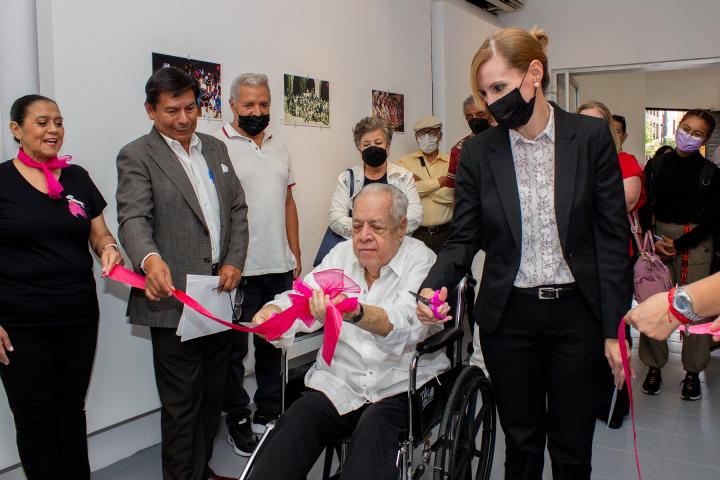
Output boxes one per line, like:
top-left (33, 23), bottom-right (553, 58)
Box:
top-left (417, 133), bottom-right (439, 154)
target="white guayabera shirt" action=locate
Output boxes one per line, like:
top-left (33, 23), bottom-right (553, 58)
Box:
top-left (270, 237), bottom-right (450, 415)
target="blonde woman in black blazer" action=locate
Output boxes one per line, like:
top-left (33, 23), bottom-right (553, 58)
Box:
top-left (417, 28), bottom-right (631, 480)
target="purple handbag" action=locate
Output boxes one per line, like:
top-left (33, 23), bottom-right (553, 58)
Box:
top-left (629, 212), bottom-right (672, 302)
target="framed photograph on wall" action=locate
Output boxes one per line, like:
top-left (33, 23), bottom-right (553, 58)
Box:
top-left (371, 90), bottom-right (404, 133)
top-left (152, 52), bottom-right (222, 121)
top-left (283, 74), bottom-right (330, 127)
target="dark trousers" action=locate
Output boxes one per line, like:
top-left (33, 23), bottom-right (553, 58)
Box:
top-left (248, 390), bottom-right (407, 480)
top-left (480, 292), bottom-right (604, 480)
top-left (413, 225), bottom-right (451, 254)
top-left (150, 327), bottom-right (232, 480)
top-left (0, 322), bottom-right (98, 480)
top-left (224, 271), bottom-right (293, 422)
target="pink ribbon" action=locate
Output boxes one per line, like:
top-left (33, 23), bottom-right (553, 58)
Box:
top-left (678, 322), bottom-right (720, 335)
top-left (17, 147), bottom-right (71, 199)
top-left (618, 322), bottom-right (642, 479)
top-left (107, 266), bottom-right (358, 364)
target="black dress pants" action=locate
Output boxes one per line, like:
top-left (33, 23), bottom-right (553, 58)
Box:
top-left (247, 390), bottom-right (408, 480)
top-left (0, 322), bottom-right (98, 480)
top-left (224, 271), bottom-right (293, 422)
top-left (150, 327), bottom-right (232, 480)
top-left (480, 291), bottom-right (605, 480)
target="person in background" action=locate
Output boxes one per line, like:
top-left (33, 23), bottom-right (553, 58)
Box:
top-left (578, 102), bottom-right (644, 213)
top-left (418, 28), bottom-right (631, 479)
top-left (328, 116), bottom-right (422, 239)
top-left (0, 94), bottom-right (123, 479)
top-left (638, 109), bottom-right (720, 401)
top-left (398, 116), bottom-right (453, 253)
top-left (211, 73), bottom-right (300, 457)
top-left (577, 100), bottom-right (644, 429)
top-left (116, 67), bottom-right (249, 480)
top-left (448, 95), bottom-right (492, 188)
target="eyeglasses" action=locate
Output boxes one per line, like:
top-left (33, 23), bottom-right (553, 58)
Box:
top-left (415, 128), bottom-right (441, 138)
top-left (678, 123), bottom-right (707, 139)
top-left (213, 287), bottom-right (244, 323)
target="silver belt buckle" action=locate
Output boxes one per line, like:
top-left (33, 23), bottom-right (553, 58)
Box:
top-left (538, 287), bottom-right (558, 300)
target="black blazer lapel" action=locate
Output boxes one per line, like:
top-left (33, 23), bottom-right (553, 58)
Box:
top-left (488, 129), bottom-right (522, 247)
top-left (553, 107), bottom-right (578, 247)
top-left (146, 127), bottom-right (208, 229)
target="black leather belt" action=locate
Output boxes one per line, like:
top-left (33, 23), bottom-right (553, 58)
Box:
top-left (416, 223), bottom-right (450, 235)
top-left (512, 283), bottom-right (578, 300)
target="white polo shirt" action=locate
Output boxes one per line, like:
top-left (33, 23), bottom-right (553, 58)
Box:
top-left (211, 123), bottom-right (296, 276)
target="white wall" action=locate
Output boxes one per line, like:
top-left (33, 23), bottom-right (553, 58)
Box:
top-left (0, 0), bottom-right (434, 473)
top-left (499, 0), bottom-right (720, 70)
top-left (576, 67), bottom-right (720, 163)
top-left (430, 0), bottom-right (500, 152)
top-left (0, 0), bottom-right (39, 161)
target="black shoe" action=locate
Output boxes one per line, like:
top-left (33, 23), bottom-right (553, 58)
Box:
top-left (252, 412), bottom-right (277, 435)
top-left (642, 367), bottom-right (662, 395)
top-left (227, 417), bottom-right (258, 457)
top-left (681, 371), bottom-right (702, 401)
top-left (608, 410), bottom-right (625, 429)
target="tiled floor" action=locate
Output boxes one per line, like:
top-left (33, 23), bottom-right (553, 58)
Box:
top-left (7, 330), bottom-right (718, 479)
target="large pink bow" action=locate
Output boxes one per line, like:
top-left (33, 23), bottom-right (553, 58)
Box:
top-left (268, 269), bottom-right (360, 364)
top-left (107, 266), bottom-right (359, 364)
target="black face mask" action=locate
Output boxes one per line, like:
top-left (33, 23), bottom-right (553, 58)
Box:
top-left (237, 114), bottom-right (270, 136)
top-left (468, 117), bottom-right (491, 135)
top-left (361, 146), bottom-right (388, 168)
top-left (487, 70), bottom-right (536, 131)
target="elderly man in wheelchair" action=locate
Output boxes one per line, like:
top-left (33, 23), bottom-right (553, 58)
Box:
top-left (244, 183), bottom-right (450, 479)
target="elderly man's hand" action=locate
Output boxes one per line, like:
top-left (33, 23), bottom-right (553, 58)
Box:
top-left (309, 291), bottom-right (350, 324)
top-left (144, 255), bottom-right (174, 301)
top-left (624, 291), bottom-right (680, 341)
top-left (251, 304), bottom-right (282, 341)
top-left (416, 287), bottom-right (452, 325)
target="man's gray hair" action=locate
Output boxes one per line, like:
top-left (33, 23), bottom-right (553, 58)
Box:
top-left (230, 73), bottom-right (270, 101)
top-left (462, 94), bottom-right (476, 110)
top-left (353, 183), bottom-right (408, 228)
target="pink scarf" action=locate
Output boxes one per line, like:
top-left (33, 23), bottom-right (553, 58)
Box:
top-left (16, 147), bottom-right (71, 199)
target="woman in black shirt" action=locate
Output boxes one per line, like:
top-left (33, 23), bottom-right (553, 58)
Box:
top-left (639, 109), bottom-right (719, 402)
top-left (0, 95), bottom-right (122, 479)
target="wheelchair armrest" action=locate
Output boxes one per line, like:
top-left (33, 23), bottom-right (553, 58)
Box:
top-left (416, 327), bottom-right (463, 355)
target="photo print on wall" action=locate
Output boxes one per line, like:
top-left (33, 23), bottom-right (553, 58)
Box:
top-left (152, 52), bottom-right (222, 121)
top-left (283, 74), bottom-right (330, 127)
top-left (371, 90), bottom-right (404, 133)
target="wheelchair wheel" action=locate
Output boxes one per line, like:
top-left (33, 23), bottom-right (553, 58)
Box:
top-left (433, 365), bottom-right (495, 480)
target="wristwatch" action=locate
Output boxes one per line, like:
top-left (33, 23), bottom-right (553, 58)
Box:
top-left (347, 303), bottom-right (364, 324)
top-left (672, 287), bottom-right (703, 323)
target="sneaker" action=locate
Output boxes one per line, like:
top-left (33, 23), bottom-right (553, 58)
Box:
top-left (641, 367), bottom-right (662, 395)
top-left (226, 417), bottom-right (258, 457)
top-left (252, 412), bottom-right (277, 435)
top-left (681, 371), bottom-right (702, 401)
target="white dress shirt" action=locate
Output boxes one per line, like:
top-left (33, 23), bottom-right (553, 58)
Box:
top-left (269, 237), bottom-right (449, 415)
top-left (211, 124), bottom-right (296, 276)
top-left (509, 106), bottom-right (575, 288)
top-left (160, 132), bottom-right (221, 264)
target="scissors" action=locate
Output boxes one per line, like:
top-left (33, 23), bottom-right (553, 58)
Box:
top-left (606, 380), bottom-right (620, 435)
top-left (409, 290), bottom-right (446, 320)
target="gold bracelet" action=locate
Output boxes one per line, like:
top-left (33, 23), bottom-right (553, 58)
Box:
top-left (103, 243), bottom-right (119, 252)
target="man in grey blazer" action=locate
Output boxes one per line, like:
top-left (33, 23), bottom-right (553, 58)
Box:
top-left (116, 67), bottom-right (248, 480)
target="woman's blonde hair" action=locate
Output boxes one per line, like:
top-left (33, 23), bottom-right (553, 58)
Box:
top-left (577, 100), bottom-right (619, 151)
top-left (470, 27), bottom-right (550, 110)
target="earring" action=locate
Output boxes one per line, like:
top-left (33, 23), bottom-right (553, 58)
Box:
top-left (533, 82), bottom-right (540, 88)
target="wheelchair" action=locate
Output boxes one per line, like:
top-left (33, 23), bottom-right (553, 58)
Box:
top-left (238, 275), bottom-right (496, 480)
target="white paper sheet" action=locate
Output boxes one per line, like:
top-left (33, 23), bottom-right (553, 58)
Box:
top-left (176, 274), bottom-right (235, 341)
